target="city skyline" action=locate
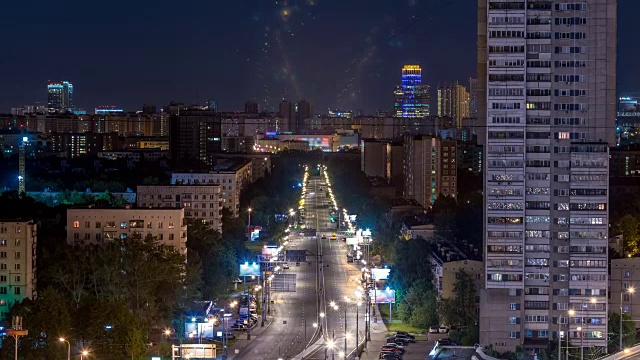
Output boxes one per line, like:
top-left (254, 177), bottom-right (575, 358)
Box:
top-left (2, 1), bottom-right (639, 114)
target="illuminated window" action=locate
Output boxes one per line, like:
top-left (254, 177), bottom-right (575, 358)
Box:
top-left (73, 221), bottom-right (80, 228)
top-left (557, 132), bottom-right (570, 139)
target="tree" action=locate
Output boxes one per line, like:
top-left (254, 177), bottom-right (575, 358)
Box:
top-left (439, 270), bottom-right (477, 328)
top-left (616, 214), bottom-right (640, 256)
top-left (608, 312), bottom-right (638, 353)
top-left (395, 278), bottom-right (438, 328)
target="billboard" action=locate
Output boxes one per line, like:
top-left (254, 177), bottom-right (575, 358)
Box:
top-left (371, 268), bottom-right (390, 280)
top-left (369, 288), bottom-right (395, 304)
top-left (239, 262), bottom-right (261, 277)
top-left (262, 246), bottom-right (279, 258)
top-left (346, 237), bottom-right (359, 246)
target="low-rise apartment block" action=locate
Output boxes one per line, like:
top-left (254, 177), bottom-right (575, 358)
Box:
top-left (136, 185), bottom-right (222, 232)
top-left (171, 159), bottom-right (252, 217)
top-left (0, 220), bottom-right (37, 318)
top-left (66, 208), bottom-right (187, 256)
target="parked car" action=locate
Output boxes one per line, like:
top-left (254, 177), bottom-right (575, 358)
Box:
top-left (379, 351), bottom-right (403, 359)
top-left (384, 343), bottom-right (405, 351)
top-left (283, 263), bottom-right (290, 269)
top-left (386, 337), bottom-right (407, 346)
top-left (429, 326), bottom-right (439, 333)
top-left (438, 326), bottom-right (449, 333)
top-left (394, 331), bottom-right (415, 340)
top-left (435, 338), bottom-right (458, 348)
top-left (380, 346), bottom-right (403, 355)
top-left (393, 334), bottom-right (415, 343)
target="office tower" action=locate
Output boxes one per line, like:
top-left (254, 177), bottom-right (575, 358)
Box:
top-left (47, 80), bottom-right (73, 113)
top-left (393, 65), bottom-right (430, 118)
top-left (479, 0), bottom-right (616, 352)
top-left (169, 110), bottom-right (221, 166)
top-left (469, 78), bottom-right (478, 118)
top-left (437, 82), bottom-right (470, 127)
top-left (142, 104), bottom-right (157, 114)
top-left (245, 101), bottom-right (259, 114)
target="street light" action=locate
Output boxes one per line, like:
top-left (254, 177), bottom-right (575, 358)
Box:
top-left (621, 287), bottom-right (635, 351)
top-left (59, 338), bottom-right (70, 360)
top-left (80, 350), bottom-right (89, 360)
top-left (247, 208), bottom-right (252, 232)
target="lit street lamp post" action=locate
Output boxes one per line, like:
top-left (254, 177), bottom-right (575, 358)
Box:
top-left (80, 350), bottom-right (89, 360)
top-left (621, 287), bottom-right (635, 351)
top-left (59, 338), bottom-right (70, 360)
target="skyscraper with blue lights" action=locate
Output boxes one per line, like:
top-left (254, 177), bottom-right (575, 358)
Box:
top-left (47, 80), bottom-right (74, 113)
top-left (393, 65), bottom-right (430, 118)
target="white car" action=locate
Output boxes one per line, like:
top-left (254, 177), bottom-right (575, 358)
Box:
top-left (283, 263), bottom-right (290, 269)
top-left (439, 326), bottom-right (449, 333)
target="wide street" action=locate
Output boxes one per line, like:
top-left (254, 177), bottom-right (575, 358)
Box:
top-left (230, 169), bottom-right (369, 359)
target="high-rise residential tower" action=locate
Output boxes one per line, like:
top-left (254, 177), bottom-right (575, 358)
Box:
top-left (479, 0), bottom-right (616, 353)
top-left (394, 65), bottom-right (430, 118)
top-left (469, 78), bottom-right (479, 118)
top-left (47, 80), bottom-right (74, 113)
top-left (437, 82), bottom-right (470, 127)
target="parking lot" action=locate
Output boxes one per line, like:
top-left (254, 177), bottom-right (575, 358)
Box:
top-left (364, 332), bottom-right (447, 360)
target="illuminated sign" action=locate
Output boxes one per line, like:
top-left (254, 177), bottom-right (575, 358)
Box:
top-left (371, 268), bottom-right (390, 280)
top-left (239, 262), bottom-right (261, 277)
top-left (369, 288), bottom-right (395, 304)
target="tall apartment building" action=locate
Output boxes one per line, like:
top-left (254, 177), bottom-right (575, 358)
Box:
top-left (479, 0), bottom-right (617, 352)
top-left (171, 159), bottom-right (252, 217)
top-left (361, 139), bottom-right (404, 186)
top-left (136, 185), bottom-right (223, 232)
top-left (0, 220), bottom-right (37, 318)
top-left (403, 135), bottom-right (457, 208)
top-left (469, 78), bottom-right (479, 118)
top-left (66, 208), bottom-right (187, 256)
top-left (169, 110), bottom-right (221, 166)
top-left (437, 82), bottom-right (471, 128)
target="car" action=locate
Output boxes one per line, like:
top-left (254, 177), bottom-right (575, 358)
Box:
top-left (394, 331), bottom-right (415, 340)
top-left (386, 337), bottom-right (407, 346)
top-left (380, 347), bottom-right (403, 355)
top-left (283, 263), bottom-right (290, 269)
top-left (435, 338), bottom-right (458, 347)
top-left (331, 233), bottom-right (337, 240)
top-left (429, 326), bottom-right (439, 333)
top-left (439, 326), bottom-right (449, 333)
top-left (214, 332), bottom-right (236, 341)
top-left (379, 351), bottom-right (403, 359)
top-left (393, 334), bottom-right (415, 343)
top-left (384, 343), bottom-right (405, 351)
top-left (321, 234), bottom-right (326, 239)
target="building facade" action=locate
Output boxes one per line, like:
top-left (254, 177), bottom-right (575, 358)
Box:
top-left (171, 160), bottom-right (252, 217)
top-left (469, 78), bottom-right (479, 118)
top-left (610, 258), bottom-right (640, 319)
top-left (66, 208), bottom-right (187, 256)
top-left (438, 82), bottom-right (471, 128)
top-left (0, 220), bottom-right (37, 319)
top-left (479, 0), bottom-right (617, 352)
top-left (136, 185), bottom-right (222, 232)
top-left (47, 80), bottom-right (73, 113)
top-left (403, 135), bottom-right (457, 208)
top-left (394, 65), bottom-right (430, 118)
top-left (361, 139), bottom-right (403, 186)
top-left (169, 110), bottom-right (221, 165)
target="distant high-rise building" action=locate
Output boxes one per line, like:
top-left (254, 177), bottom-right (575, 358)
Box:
top-left (279, 100), bottom-right (296, 132)
top-left (205, 99), bottom-right (218, 112)
top-left (437, 82), bottom-right (470, 128)
top-left (297, 100), bottom-right (313, 131)
top-left (47, 80), bottom-right (73, 113)
top-left (142, 104), bottom-right (157, 114)
top-left (468, 78), bottom-right (478, 118)
top-left (245, 101), bottom-right (259, 114)
top-left (393, 65), bottom-right (430, 118)
top-left (479, 0), bottom-right (617, 352)
top-left (169, 110), bottom-right (221, 165)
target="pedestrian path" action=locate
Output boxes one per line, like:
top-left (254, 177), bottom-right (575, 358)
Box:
top-left (227, 317), bottom-right (273, 359)
top-left (358, 305), bottom-right (392, 360)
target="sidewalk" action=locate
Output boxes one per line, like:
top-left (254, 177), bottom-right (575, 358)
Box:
top-left (227, 317), bottom-right (273, 359)
top-left (358, 305), bottom-right (391, 360)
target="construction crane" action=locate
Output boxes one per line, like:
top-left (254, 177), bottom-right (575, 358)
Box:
top-left (18, 136), bottom-right (27, 196)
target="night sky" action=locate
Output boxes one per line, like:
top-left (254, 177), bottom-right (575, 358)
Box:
top-left (2, 0), bottom-right (639, 114)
